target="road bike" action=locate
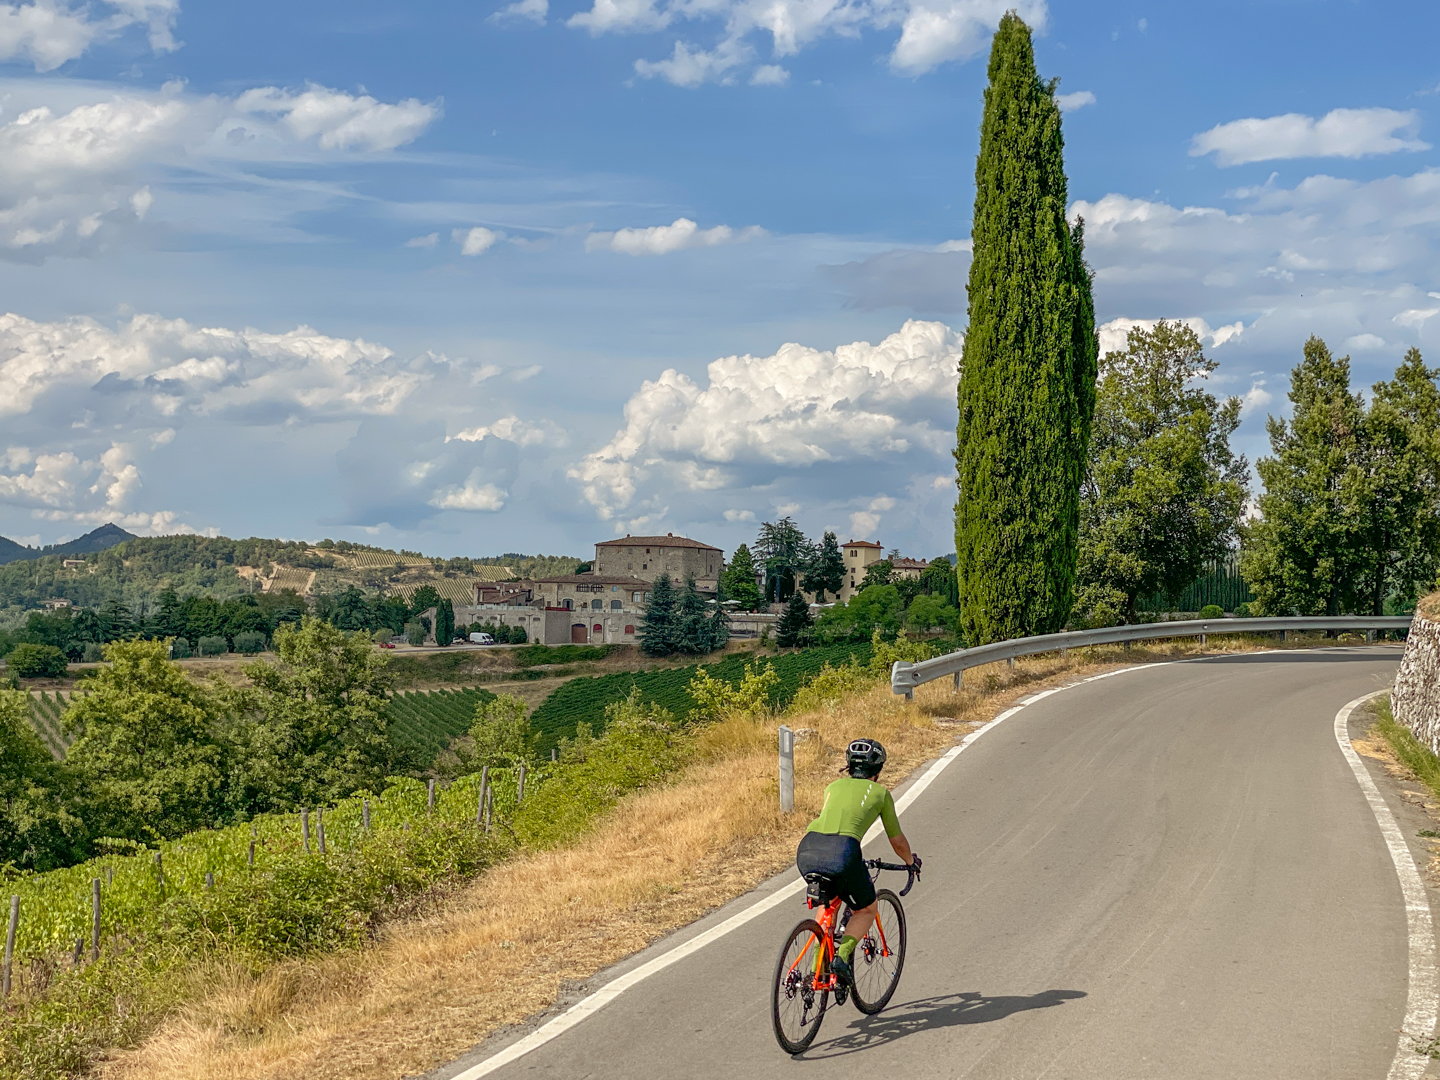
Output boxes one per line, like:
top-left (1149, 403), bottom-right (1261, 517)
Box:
top-left (770, 857), bottom-right (919, 1054)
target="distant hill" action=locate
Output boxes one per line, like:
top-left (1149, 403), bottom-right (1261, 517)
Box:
top-left (0, 523), bottom-right (138, 566)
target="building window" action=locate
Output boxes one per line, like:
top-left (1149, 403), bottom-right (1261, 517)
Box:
top-left (591, 599), bottom-right (603, 611)
top-left (624, 625), bottom-right (635, 635)
top-left (563, 599), bottom-right (573, 610)
top-left (611, 600), bottom-right (622, 610)
top-left (645, 548), bottom-right (650, 554)
top-left (593, 623), bottom-right (602, 634)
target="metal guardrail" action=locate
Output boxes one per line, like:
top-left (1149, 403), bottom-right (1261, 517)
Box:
top-left (890, 615), bottom-right (1414, 699)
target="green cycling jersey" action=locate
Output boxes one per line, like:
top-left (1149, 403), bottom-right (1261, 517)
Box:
top-left (806, 776), bottom-right (901, 841)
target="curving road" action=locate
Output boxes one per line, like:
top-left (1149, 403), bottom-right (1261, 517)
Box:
top-left (436, 648), bottom-right (1424, 1080)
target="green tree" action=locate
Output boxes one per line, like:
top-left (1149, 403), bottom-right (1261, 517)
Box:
top-left (676, 575), bottom-right (712, 654)
top-left (65, 640), bottom-right (228, 840)
top-left (1076, 321), bottom-right (1248, 624)
top-left (775, 589), bottom-right (813, 648)
top-left (408, 585), bottom-right (441, 620)
top-left (227, 616), bottom-right (397, 810)
top-left (639, 572), bottom-right (679, 657)
top-left (436, 598), bottom-right (456, 645)
top-left (1242, 337), bottom-right (1368, 615)
top-left (1358, 348), bottom-right (1440, 613)
top-left (721, 543), bottom-right (764, 611)
top-left (860, 559), bottom-right (895, 591)
top-left (917, 559), bottom-right (959, 606)
top-left (955, 13), bottom-right (1097, 645)
top-left (756, 518), bottom-right (809, 602)
top-left (461, 693), bottom-right (533, 770)
top-left (904, 593), bottom-right (960, 636)
top-left (6, 643), bottom-right (68, 678)
top-left (801, 531), bottom-right (846, 601)
top-left (0, 689), bottom-right (85, 869)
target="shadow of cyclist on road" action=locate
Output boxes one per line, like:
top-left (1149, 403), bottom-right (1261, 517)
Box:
top-left (803, 989), bottom-right (1087, 1057)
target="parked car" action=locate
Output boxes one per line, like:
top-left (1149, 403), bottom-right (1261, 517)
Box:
top-left (379, 642), bottom-right (396, 649)
top-left (469, 632), bottom-right (495, 645)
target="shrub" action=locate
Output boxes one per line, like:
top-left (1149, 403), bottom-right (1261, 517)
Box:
top-left (688, 659), bottom-right (780, 722)
top-left (233, 631), bottom-right (266, 654)
top-left (81, 642), bottom-right (105, 663)
top-left (1199, 604), bottom-right (1224, 620)
top-left (405, 621), bottom-right (426, 646)
top-left (6, 643), bottom-right (68, 678)
top-left (372, 627), bottom-right (393, 645)
top-left (1235, 602), bottom-right (1252, 618)
top-left (197, 635), bottom-right (228, 656)
top-left (171, 637), bottom-right (192, 659)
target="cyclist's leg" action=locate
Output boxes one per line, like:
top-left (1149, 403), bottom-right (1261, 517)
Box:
top-left (844, 902), bottom-right (878, 951)
top-left (835, 845), bottom-right (877, 964)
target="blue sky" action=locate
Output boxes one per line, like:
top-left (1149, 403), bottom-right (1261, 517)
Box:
top-left (1, 0), bottom-right (1438, 562)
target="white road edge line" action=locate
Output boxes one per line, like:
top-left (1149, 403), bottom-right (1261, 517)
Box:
top-left (448, 661), bottom-right (1168, 1080)
top-left (1334, 691), bottom-right (1438, 1080)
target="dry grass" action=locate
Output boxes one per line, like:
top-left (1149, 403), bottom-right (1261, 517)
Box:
top-left (96, 633), bottom-right (1388, 1080)
top-left (1418, 593), bottom-right (1440, 621)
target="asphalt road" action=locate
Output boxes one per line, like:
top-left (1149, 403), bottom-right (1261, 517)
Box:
top-left (441, 648), bottom-right (1416, 1080)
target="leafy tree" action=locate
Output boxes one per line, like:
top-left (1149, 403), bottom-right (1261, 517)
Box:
top-left (721, 543), bottom-right (764, 611)
top-left (904, 593), bottom-right (960, 636)
top-left (1076, 321), bottom-right (1248, 624)
top-left (98, 598), bottom-right (135, 641)
top-left (801, 531), bottom-right (846, 602)
top-left (1357, 348), bottom-right (1440, 613)
top-left (409, 585), bottom-right (441, 620)
top-left (1242, 337), bottom-right (1369, 615)
top-left (676, 575), bottom-right (712, 654)
top-left (405, 621), bottom-right (426, 646)
top-left (436, 598), bottom-right (456, 645)
top-left (639, 573), bottom-right (679, 656)
top-left (917, 559), bottom-right (959, 606)
top-left (233, 631), bottom-right (267, 654)
top-left (460, 693), bottom-right (533, 770)
top-left (171, 636), bottom-right (192, 659)
top-left (705, 584), bottom-right (730, 653)
top-left (814, 584), bottom-right (905, 642)
top-left (775, 590), bottom-right (813, 648)
top-left (0, 689), bottom-right (85, 869)
top-left (7, 643), bottom-right (68, 678)
top-left (65, 640), bottom-right (229, 840)
top-left (197, 635), bottom-right (229, 656)
top-left (955, 12), bottom-right (1097, 645)
top-left (860, 559), bottom-right (895, 591)
top-left (226, 616), bottom-right (397, 810)
top-left (756, 518), bottom-right (809, 603)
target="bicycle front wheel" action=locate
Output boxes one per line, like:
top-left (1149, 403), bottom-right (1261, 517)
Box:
top-left (771, 919), bottom-right (830, 1054)
top-left (850, 889), bottom-right (906, 1014)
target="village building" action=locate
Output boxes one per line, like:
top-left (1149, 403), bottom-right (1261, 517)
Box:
top-left (836, 540), bottom-right (885, 604)
top-left (593, 533), bottom-right (723, 593)
top-left (891, 557), bottom-right (929, 581)
top-left (528, 573), bottom-right (652, 645)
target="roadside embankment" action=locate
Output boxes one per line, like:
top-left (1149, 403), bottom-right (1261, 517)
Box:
top-left (1391, 596), bottom-right (1440, 752)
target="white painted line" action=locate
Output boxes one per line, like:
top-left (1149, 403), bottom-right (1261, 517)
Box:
top-left (1333, 691), bottom-right (1438, 1080)
top-left (449, 659), bottom-right (1189, 1078)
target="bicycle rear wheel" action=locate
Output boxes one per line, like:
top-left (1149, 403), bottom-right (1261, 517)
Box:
top-left (771, 919), bottom-right (830, 1054)
top-left (850, 889), bottom-right (906, 1014)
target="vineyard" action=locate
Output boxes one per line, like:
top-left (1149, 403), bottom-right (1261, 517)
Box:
top-left (528, 642), bottom-right (875, 749)
top-left (390, 576), bottom-right (510, 607)
top-left (0, 771), bottom-right (522, 970)
top-left (386, 687), bottom-right (496, 764)
top-left (267, 567), bottom-right (314, 594)
top-left (25, 691), bottom-right (75, 759)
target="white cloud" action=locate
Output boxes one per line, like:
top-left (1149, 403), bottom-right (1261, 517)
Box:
top-left (570, 319), bottom-right (962, 520)
top-left (934, 238), bottom-right (970, 253)
top-left (1096, 316), bottom-right (1246, 357)
top-left (723, 508), bottom-right (755, 521)
top-left (569, 0), bottom-right (1042, 85)
top-left (1190, 108), bottom-right (1429, 167)
top-left (931, 474), bottom-right (951, 489)
top-left (1344, 333), bottom-right (1386, 350)
top-left (585, 217), bottom-right (763, 255)
top-left (1055, 90), bottom-right (1095, 112)
top-left (849, 510), bottom-right (880, 537)
top-left (233, 84), bottom-right (440, 152)
top-left (0, 81), bottom-right (442, 258)
top-left (453, 226), bottom-right (500, 255)
top-left (428, 480), bottom-right (507, 512)
top-left (405, 232), bottom-right (439, 248)
top-left (1240, 381), bottom-right (1272, 418)
top-left (491, 0), bottom-right (547, 22)
top-left (1394, 308), bottom-right (1439, 328)
top-left (867, 495), bottom-right (896, 511)
top-left (0, 0), bottom-right (178, 72)
top-left (451, 415), bottom-right (560, 447)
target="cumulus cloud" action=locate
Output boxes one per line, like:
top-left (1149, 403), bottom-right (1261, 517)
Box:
top-left (569, 320), bottom-right (962, 522)
top-left (569, 0), bottom-right (1041, 86)
top-left (451, 415), bottom-right (561, 448)
top-left (405, 232), bottom-right (439, 248)
top-left (1096, 316), bottom-right (1246, 357)
top-left (491, 0), bottom-right (547, 22)
top-left (1190, 108), bottom-right (1429, 167)
top-left (1055, 90), bottom-right (1094, 112)
top-left (1240, 381), bottom-right (1272, 418)
top-left (0, 81), bottom-right (440, 259)
top-left (0, 0), bottom-right (178, 72)
top-left (585, 217), bottom-right (763, 255)
top-left (453, 226), bottom-right (500, 255)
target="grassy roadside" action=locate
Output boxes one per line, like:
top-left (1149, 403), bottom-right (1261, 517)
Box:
top-left (1372, 696), bottom-right (1440, 799)
top-left (78, 632), bottom-right (1395, 1080)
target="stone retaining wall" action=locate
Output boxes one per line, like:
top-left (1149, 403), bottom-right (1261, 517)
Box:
top-left (1393, 601), bottom-right (1440, 752)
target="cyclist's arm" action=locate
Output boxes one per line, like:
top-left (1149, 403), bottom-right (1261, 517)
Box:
top-left (889, 832), bottom-right (914, 866)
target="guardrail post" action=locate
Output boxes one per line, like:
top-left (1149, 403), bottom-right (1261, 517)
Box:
top-left (778, 726), bottom-right (795, 813)
top-left (91, 879), bottom-right (100, 961)
top-left (1199, 633), bottom-right (1207, 647)
top-left (477, 766), bottom-right (489, 825)
top-left (952, 670), bottom-right (962, 691)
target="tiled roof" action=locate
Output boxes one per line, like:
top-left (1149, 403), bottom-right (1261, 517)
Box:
top-left (892, 557), bottom-right (929, 569)
top-left (596, 534), bottom-right (721, 551)
top-left (844, 540), bottom-right (883, 549)
top-left (532, 574), bottom-right (653, 586)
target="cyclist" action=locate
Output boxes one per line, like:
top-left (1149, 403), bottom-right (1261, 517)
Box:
top-left (795, 738), bottom-right (919, 990)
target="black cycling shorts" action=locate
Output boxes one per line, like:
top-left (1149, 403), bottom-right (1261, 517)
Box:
top-left (795, 831), bottom-right (875, 910)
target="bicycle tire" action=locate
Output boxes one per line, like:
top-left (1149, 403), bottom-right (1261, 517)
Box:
top-left (771, 919), bottom-right (830, 1054)
top-left (850, 889), bottom-right (906, 1014)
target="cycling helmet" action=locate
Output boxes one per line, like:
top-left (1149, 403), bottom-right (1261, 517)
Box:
top-left (846, 738), bottom-right (887, 778)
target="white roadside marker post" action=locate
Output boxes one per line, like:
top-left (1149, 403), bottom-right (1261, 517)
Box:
top-left (779, 725), bottom-right (795, 814)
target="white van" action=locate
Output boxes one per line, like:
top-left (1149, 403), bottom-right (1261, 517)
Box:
top-left (469, 632), bottom-right (495, 645)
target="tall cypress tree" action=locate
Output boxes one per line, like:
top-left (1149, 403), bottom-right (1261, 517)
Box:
top-left (955, 13), bottom-right (1097, 644)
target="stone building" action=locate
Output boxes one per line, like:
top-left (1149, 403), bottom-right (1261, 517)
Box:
top-left (891, 557), bottom-right (929, 581)
top-left (593, 533), bottom-right (723, 593)
top-left (837, 540), bottom-right (885, 603)
top-left (529, 573), bottom-right (652, 645)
